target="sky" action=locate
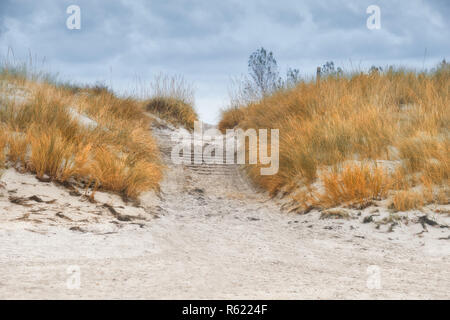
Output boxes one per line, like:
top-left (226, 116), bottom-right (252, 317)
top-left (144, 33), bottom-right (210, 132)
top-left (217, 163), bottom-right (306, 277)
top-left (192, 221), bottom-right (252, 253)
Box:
top-left (0, 0), bottom-right (449, 123)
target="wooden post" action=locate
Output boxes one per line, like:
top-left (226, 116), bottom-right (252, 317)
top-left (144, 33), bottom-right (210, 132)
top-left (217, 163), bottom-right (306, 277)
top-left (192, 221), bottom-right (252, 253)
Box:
top-left (316, 66), bottom-right (321, 84)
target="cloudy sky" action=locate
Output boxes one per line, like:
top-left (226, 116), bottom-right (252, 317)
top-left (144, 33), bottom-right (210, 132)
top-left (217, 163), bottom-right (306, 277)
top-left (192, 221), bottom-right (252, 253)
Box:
top-left (0, 0), bottom-right (448, 123)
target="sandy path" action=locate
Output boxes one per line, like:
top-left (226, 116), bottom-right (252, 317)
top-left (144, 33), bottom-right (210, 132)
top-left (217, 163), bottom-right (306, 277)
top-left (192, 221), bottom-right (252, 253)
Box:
top-left (0, 123), bottom-right (449, 299)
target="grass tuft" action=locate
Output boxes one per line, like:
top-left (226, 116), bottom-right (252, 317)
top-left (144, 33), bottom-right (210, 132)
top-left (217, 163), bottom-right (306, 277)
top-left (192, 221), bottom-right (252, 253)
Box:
top-left (218, 108), bottom-right (246, 133)
top-left (317, 164), bottom-right (392, 208)
top-left (144, 74), bottom-right (198, 130)
top-left (391, 190), bottom-right (424, 211)
top-left (146, 96), bottom-right (198, 130)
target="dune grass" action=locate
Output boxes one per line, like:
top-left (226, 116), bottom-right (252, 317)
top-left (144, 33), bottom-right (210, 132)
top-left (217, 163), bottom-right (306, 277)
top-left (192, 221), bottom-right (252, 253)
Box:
top-left (0, 67), bottom-right (163, 200)
top-left (316, 164), bottom-right (393, 208)
top-left (219, 62), bottom-right (450, 210)
top-left (218, 107), bottom-right (245, 132)
top-left (145, 74), bottom-right (198, 130)
top-left (146, 96), bottom-right (198, 130)
top-left (391, 190), bottom-right (425, 212)
top-left (0, 128), bottom-right (6, 172)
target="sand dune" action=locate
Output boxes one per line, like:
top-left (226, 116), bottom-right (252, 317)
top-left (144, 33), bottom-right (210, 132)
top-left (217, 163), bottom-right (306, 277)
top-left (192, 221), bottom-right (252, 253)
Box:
top-left (0, 121), bottom-right (448, 299)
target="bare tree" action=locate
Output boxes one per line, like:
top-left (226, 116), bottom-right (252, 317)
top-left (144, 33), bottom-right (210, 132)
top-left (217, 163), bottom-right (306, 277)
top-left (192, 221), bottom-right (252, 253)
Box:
top-left (228, 48), bottom-right (301, 106)
top-left (246, 47), bottom-right (280, 98)
top-left (286, 67), bottom-right (300, 88)
top-left (319, 61), bottom-right (343, 77)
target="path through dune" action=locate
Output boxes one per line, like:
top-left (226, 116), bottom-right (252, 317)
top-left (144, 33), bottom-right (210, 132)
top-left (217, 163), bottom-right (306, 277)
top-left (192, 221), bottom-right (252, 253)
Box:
top-left (0, 121), bottom-right (449, 299)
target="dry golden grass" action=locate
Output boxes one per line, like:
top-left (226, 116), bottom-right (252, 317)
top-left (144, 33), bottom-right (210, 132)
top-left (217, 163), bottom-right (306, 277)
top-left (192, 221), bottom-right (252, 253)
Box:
top-left (0, 128), bottom-right (6, 170)
top-left (218, 108), bottom-right (246, 132)
top-left (26, 126), bottom-right (92, 183)
top-left (0, 71), bottom-right (163, 199)
top-left (144, 73), bottom-right (198, 130)
top-left (436, 188), bottom-right (450, 205)
top-left (89, 147), bottom-right (162, 199)
top-left (317, 164), bottom-right (392, 208)
top-left (220, 62), bottom-right (450, 209)
top-left (6, 130), bottom-right (28, 165)
top-left (27, 127), bottom-right (75, 180)
top-left (146, 96), bottom-right (198, 130)
top-left (391, 190), bottom-right (424, 211)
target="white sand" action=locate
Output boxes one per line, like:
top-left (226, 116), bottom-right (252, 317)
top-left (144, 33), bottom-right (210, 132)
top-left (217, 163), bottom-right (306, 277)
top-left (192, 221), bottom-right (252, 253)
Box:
top-left (68, 107), bottom-right (98, 129)
top-left (0, 122), bottom-right (449, 299)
